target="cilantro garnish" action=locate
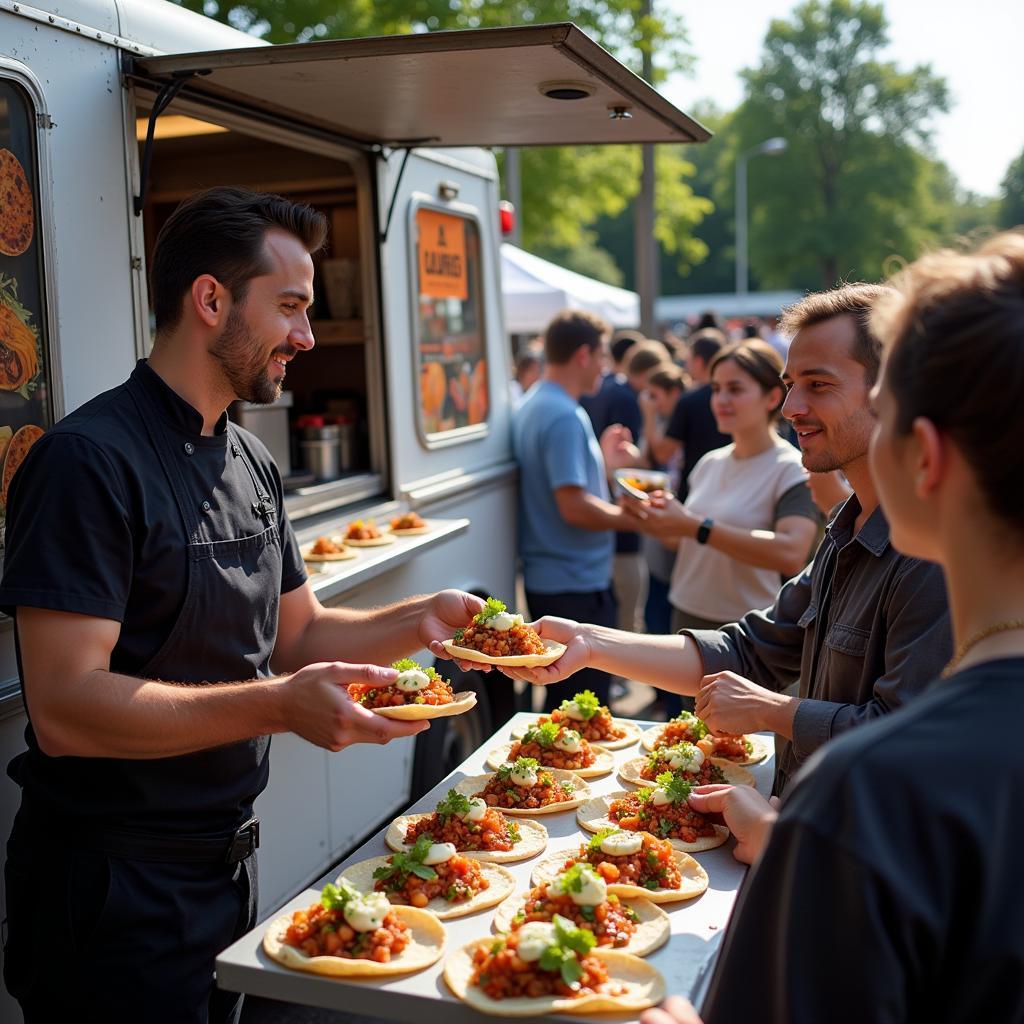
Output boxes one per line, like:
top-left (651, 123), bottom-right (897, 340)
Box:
top-left (372, 834), bottom-right (438, 888)
top-left (655, 771), bottom-right (693, 804)
top-left (672, 710), bottom-right (708, 740)
top-left (497, 757), bottom-right (539, 781)
top-left (507, 821), bottom-right (521, 843)
top-left (524, 721), bottom-right (560, 748)
top-left (556, 863), bottom-right (600, 895)
top-left (474, 597), bottom-right (508, 624)
top-left (572, 690), bottom-right (601, 719)
top-left (436, 789), bottom-right (472, 819)
top-left (320, 878), bottom-right (360, 911)
top-left (538, 915), bottom-right (597, 986)
top-left (392, 657), bottom-right (422, 673)
top-left (453, 627), bottom-right (465, 643)
top-left (587, 827), bottom-right (621, 852)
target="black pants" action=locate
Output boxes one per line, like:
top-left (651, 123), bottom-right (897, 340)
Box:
top-left (525, 587), bottom-right (617, 712)
top-left (4, 815), bottom-right (257, 1024)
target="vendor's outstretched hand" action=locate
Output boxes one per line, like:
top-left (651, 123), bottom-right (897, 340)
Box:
top-left (425, 589), bottom-right (491, 673)
top-left (641, 995), bottom-right (704, 1024)
top-left (498, 616), bottom-right (590, 685)
top-left (688, 784), bottom-right (779, 865)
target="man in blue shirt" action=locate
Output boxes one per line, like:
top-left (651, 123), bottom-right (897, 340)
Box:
top-left (513, 310), bottom-right (647, 710)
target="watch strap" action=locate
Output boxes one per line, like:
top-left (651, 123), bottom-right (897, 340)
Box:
top-left (696, 518), bottom-right (714, 545)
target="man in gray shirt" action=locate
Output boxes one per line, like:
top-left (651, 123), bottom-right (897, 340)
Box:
top-left (501, 284), bottom-right (952, 794)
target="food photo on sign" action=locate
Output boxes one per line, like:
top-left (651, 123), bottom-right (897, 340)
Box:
top-left (0, 82), bottom-right (54, 551)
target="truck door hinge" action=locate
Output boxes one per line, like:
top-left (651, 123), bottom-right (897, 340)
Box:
top-left (35, 113), bottom-right (55, 130)
top-left (130, 257), bottom-right (142, 271)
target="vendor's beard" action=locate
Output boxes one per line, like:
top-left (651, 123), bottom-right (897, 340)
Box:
top-left (210, 307), bottom-right (282, 406)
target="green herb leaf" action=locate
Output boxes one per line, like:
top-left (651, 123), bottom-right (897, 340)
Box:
top-left (672, 710), bottom-right (708, 740)
top-left (507, 821), bottom-right (521, 843)
top-left (320, 878), bottom-right (360, 911)
top-left (453, 627), bottom-right (465, 643)
top-left (436, 789), bottom-right (472, 818)
top-left (587, 827), bottom-right (621, 851)
top-left (571, 690), bottom-right (601, 719)
top-left (655, 771), bottom-right (693, 804)
top-left (523, 721), bottom-right (560, 748)
top-left (391, 657), bottom-right (421, 672)
top-left (497, 757), bottom-right (539, 781)
top-left (474, 597), bottom-right (508, 624)
top-left (375, 834), bottom-right (439, 887)
top-left (553, 914), bottom-right (597, 956)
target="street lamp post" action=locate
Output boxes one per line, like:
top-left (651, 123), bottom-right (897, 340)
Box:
top-left (735, 136), bottom-right (787, 297)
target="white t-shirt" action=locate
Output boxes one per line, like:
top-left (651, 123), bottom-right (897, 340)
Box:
top-left (669, 435), bottom-right (811, 623)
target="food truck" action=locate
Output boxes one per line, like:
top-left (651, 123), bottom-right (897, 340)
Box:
top-left (0, 0), bottom-right (709, 1010)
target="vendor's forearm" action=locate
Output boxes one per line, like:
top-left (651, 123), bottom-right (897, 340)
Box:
top-left (585, 625), bottom-right (704, 695)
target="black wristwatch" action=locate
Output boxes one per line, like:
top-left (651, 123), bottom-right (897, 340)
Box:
top-left (696, 518), bottom-right (714, 545)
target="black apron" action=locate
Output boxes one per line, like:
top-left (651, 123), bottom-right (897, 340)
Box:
top-left (5, 374), bottom-right (284, 1023)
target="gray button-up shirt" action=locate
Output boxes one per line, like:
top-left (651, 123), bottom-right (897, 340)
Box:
top-left (685, 496), bottom-right (952, 794)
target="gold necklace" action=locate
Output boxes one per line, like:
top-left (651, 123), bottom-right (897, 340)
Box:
top-left (942, 619), bottom-right (1024, 678)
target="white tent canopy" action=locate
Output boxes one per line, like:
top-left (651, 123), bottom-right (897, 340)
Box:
top-left (501, 243), bottom-right (640, 334)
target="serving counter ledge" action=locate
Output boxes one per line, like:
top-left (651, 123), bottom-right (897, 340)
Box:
top-left (217, 710), bottom-right (774, 1022)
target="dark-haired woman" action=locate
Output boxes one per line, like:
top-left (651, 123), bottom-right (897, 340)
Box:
top-left (643, 231), bottom-right (1024, 1024)
top-left (636, 340), bottom-right (820, 636)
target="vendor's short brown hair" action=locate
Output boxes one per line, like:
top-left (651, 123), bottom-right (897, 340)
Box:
top-left (544, 310), bottom-right (611, 365)
top-left (779, 284), bottom-right (891, 385)
top-left (872, 231), bottom-right (1024, 533)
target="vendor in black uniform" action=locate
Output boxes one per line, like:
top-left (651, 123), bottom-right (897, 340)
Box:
top-left (0, 187), bottom-right (484, 1024)
top-left (641, 231), bottom-right (1024, 1024)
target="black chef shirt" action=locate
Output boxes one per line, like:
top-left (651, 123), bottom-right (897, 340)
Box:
top-left (0, 360), bottom-right (306, 825)
top-left (702, 657), bottom-right (1024, 1024)
top-left (665, 383), bottom-right (730, 502)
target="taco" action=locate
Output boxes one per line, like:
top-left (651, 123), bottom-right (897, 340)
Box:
top-left (0, 150), bottom-right (34, 257)
top-left (343, 518), bottom-right (394, 547)
top-left (0, 423), bottom-right (44, 508)
top-left (347, 658), bottom-right (476, 721)
top-left (386, 789), bottom-right (548, 863)
top-left (340, 836), bottom-right (515, 921)
top-left (442, 597), bottom-right (566, 668)
top-left (619, 744), bottom-right (755, 789)
top-left (511, 690), bottom-right (641, 750)
top-left (455, 760), bottom-right (591, 816)
top-left (640, 713), bottom-right (770, 766)
top-left (300, 535), bottom-right (357, 562)
top-left (389, 511), bottom-right (430, 535)
top-left (262, 877), bottom-right (445, 977)
top-left (486, 720), bottom-right (614, 778)
top-left (697, 731), bottom-right (772, 766)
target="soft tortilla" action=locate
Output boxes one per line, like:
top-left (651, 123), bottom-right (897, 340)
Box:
top-left (576, 793), bottom-right (729, 854)
top-left (485, 742), bottom-right (614, 779)
top-left (370, 690), bottom-right (477, 721)
top-left (341, 856), bottom-right (515, 921)
top-left (344, 534), bottom-right (395, 547)
top-left (445, 941), bottom-right (665, 1017)
top-left (618, 755), bottom-right (755, 789)
top-left (454, 770), bottom-right (591, 816)
top-left (263, 904), bottom-right (445, 977)
top-left (697, 733), bottom-right (773, 766)
top-left (492, 890), bottom-right (670, 957)
top-left (385, 814), bottom-right (548, 863)
top-left (441, 637), bottom-right (566, 668)
top-left (389, 525), bottom-right (431, 536)
top-left (300, 541), bottom-right (357, 562)
top-left (511, 717), bottom-right (641, 751)
top-left (530, 847), bottom-right (708, 904)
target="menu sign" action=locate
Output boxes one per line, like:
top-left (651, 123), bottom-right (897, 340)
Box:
top-left (0, 78), bottom-right (53, 548)
top-left (414, 208), bottom-right (488, 438)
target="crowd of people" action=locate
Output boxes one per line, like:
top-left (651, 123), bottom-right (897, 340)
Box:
top-left (505, 231), bottom-right (1024, 1021)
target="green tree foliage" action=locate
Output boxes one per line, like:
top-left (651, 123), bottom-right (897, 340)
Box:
top-left (725, 0), bottom-right (949, 289)
top-left (998, 149), bottom-right (1024, 230)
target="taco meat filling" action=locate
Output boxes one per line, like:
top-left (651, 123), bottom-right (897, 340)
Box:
top-left (310, 536), bottom-right (346, 556)
top-left (348, 674), bottom-right (455, 709)
top-left (469, 931), bottom-right (622, 1001)
top-left (405, 808), bottom-right (520, 853)
top-left (283, 902), bottom-right (410, 963)
top-left (703, 733), bottom-right (754, 761)
top-left (345, 520), bottom-right (382, 541)
top-left (655, 717), bottom-right (707, 748)
top-left (547, 707), bottom-right (626, 743)
top-left (640, 755), bottom-right (725, 786)
top-left (455, 621), bottom-right (547, 658)
top-left (609, 792), bottom-right (718, 845)
top-left (391, 511), bottom-right (425, 530)
top-left (568, 837), bottom-right (683, 891)
top-left (514, 886), bottom-right (638, 948)
top-left (508, 734), bottom-right (596, 772)
top-left (476, 771), bottom-right (575, 810)
top-left (375, 852), bottom-right (489, 908)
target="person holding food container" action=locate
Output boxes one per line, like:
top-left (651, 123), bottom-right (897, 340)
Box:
top-left (0, 187), bottom-right (483, 1024)
top-left (643, 230), bottom-right (1024, 1024)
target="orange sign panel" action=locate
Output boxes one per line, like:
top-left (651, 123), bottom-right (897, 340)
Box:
top-left (417, 208), bottom-right (468, 301)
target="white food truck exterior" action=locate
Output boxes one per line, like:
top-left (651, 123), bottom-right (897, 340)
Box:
top-left (0, 0), bottom-right (707, 1012)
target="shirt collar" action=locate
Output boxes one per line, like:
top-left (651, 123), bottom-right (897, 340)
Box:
top-left (826, 494), bottom-right (891, 557)
top-left (132, 359), bottom-right (229, 443)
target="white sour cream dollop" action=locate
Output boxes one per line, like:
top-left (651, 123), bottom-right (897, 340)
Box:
top-left (516, 921), bottom-right (557, 963)
top-left (551, 868), bottom-right (607, 906)
top-left (561, 700), bottom-right (587, 721)
top-left (395, 669), bottom-right (431, 693)
top-left (553, 730), bottom-right (583, 754)
top-left (600, 832), bottom-right (643, 856)
top-left (666, 744), bottom-right (704, 772)
top-left (343, 891), bottom-right (391, 933)
top-left (508, 762), bottom-right (539, 787)
top-left (461, 797), bottom-right (488, 823)
top-left (485, 611), bottom-right (524, 632)
top-left (422, 842), bottom-right (457, 865)
top-left (651, 787), bottom-right (673, 807)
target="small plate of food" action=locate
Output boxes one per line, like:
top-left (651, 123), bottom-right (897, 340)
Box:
top-left (486, 721), bottom-right (614, 779)
top-left (389, 511), bottom-right (430, 536)
top-left (454, 758), bottom-right (591, 816)
top-left (342, 518), bottom-right (395, 547)
top-left (619, 742), bottom-right (755, 789)
top-left (492, 862), bottom-right (670, 957)
top-left (386, 789), bottom-right (548, 864)
top-left (576, 773), bottom-right (729, 854)
top-left (347, 659), bottom-right (476, 720)
top-left (444, 915), bottom-right (665, 1017)
top-left (300, 535), bottom-right (357, 562)
top-left (262, 877), bottom-right (445, 977)
top-left (511, 690), bottom-right (641, 750)
top-left (340, 835), bottom-right (515, 921)
top-left (531, 828), bottom-right (708, 904)
top-left (613, 468), bottom-right (671, 502)
top-left (441, 597), bottom-right (566, 668)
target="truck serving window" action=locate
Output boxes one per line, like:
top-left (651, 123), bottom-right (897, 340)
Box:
top-left (0, 73), bottom-right (55, 552)
top-left (412, 205), bottom-right (489, 445)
